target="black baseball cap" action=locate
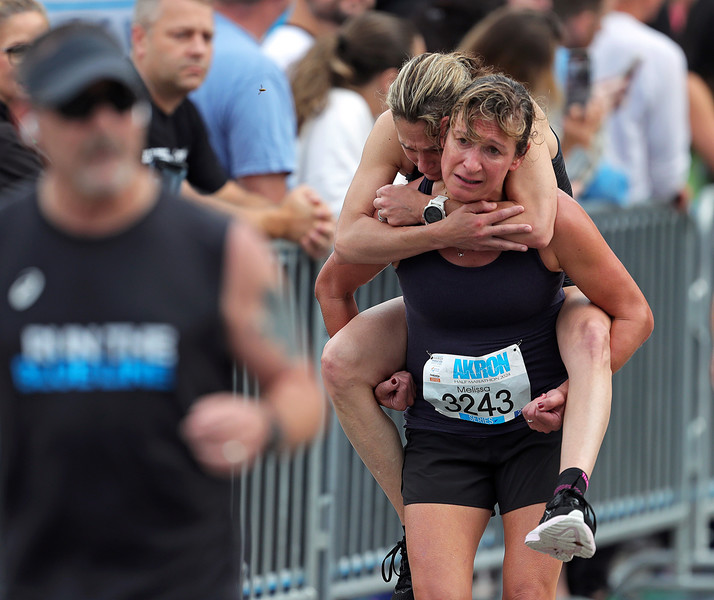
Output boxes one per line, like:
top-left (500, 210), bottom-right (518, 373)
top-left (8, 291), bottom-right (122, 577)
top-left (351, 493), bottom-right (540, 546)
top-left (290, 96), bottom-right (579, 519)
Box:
top-left (19, 21), bottom-right (146, 108)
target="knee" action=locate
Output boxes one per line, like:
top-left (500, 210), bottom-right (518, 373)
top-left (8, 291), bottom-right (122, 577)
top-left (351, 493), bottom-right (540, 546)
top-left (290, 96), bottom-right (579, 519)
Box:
top-left (412, 579), bottom-right (471, 600)
top-left (410, 553), bottom-right (473, 600)
top-left (320, 334), bottom-right (360, 400)
top-left (504, 577), bottom-right (558, 600)
top-left (577, 316), bottom-right (611, 366)
top-left (563, 314), bottom-right (611, 369)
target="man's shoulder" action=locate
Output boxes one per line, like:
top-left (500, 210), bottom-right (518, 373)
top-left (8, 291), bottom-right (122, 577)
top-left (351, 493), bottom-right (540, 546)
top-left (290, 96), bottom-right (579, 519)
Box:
top-left (592, 12), bottom-right (687, 78)
top-left (0, 181), bottom-right (37, 223)
top-left (195, 35), bottom-right (291, 111)
top-left (149, 97), bottom-right (206, 137)
top-left (601, 12), bottom-right (685, 57)
top-left (209, 22), bottom-right (285, 83)
top-left (213, 16), bottom-right (261, 60)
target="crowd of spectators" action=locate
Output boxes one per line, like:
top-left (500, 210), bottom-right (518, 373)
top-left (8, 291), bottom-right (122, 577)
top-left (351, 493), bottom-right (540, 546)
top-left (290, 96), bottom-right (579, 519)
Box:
top-left (0, 0), bottom-right (711, 599)
top-left (5, 0), bottom-right (709, 219)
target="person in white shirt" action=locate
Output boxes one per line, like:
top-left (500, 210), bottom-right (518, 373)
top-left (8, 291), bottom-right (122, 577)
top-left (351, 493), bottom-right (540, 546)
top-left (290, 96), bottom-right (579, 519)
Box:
top-left (291, 11), bottom-right (424, 219)
top-left (589, 0), bottom-right (690, 207)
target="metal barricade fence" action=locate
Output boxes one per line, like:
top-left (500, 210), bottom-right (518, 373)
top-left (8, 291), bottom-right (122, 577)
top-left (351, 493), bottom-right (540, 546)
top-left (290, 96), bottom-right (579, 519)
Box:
top-left (240, 191), bottom-right (714, 600)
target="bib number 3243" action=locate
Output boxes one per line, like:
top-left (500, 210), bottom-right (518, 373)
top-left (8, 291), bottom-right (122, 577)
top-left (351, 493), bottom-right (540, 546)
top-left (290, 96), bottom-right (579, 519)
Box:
top-left (422, 345), bottom-right (531, 425)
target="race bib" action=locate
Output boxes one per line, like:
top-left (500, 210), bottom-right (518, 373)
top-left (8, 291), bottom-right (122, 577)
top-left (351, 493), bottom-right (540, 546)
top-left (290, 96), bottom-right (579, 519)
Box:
top-left (422, 345), bottom-right (531, 424)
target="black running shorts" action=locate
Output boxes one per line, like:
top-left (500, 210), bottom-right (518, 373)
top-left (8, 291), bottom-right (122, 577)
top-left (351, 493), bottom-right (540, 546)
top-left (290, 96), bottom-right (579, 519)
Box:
top-left (402, 425), bottom-right (562, 514)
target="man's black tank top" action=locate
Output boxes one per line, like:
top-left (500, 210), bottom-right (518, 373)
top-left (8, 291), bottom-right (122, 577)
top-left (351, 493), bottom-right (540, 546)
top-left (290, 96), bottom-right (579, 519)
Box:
top-left (0, 190), bottom-right (239, 599)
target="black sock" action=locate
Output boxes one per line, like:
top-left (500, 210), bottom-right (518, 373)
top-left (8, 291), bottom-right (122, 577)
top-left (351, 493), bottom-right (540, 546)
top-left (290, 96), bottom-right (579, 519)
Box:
top-left (555, 467), bottom-right (589, 496)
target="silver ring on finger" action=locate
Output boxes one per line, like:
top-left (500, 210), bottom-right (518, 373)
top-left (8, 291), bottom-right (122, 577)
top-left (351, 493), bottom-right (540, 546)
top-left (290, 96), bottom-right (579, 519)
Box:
top-left (377, 209), bottom-right (387, 223)
top-left (527, 419), bottom-right (534, 423)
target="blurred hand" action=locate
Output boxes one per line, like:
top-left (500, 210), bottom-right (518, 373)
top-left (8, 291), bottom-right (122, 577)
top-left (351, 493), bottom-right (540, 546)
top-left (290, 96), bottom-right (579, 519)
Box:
top-left (563, 97), bottom-right (606, 150)
top-left (521, 383), bottom-right (567, 433)
top-left (593, 73), bottom-right (635, 113)
top-left (374, 371), bottom-right (415, 411)
top-left (181, 393), bottom-right (274, 476)
top-left (280, 185), bottom-right (335, 258)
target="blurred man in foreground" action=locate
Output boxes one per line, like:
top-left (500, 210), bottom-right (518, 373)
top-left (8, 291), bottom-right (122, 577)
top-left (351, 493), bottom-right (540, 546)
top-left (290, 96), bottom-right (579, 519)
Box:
top-left (0, 22), bottom-right (323, 600)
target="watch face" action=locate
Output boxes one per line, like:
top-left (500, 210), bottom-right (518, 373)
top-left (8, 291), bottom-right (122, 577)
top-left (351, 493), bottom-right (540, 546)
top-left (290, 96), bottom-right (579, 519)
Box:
top-left (424, 206), bottom-right (444, 223)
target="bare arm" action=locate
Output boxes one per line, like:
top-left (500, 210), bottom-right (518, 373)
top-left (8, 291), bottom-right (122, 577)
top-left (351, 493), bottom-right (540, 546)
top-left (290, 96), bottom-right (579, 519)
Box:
top-left (335, 109), bottom-right (558, 264)
top-left (182, 178), bottom-right (278, 209)
top-left (541, 192), bottom-right (654, 372)
top-left (315, 253), bottom-right (388, 336)
top-left (182, 222), bottom-right (324, 474)
top-left (500, 103), bottom-right (558, 248)
top-left (181, 180), bottom-right (335, 258)
top-left (236, 172), bottom-right (288, 204)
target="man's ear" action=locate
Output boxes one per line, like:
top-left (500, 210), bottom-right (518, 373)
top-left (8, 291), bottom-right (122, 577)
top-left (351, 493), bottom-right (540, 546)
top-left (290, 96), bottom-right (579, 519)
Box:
top-left (130, 24), bottom-right (146, 61)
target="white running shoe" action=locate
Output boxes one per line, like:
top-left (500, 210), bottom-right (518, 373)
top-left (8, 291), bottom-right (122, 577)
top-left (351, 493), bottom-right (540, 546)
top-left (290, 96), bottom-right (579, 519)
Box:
top-left (525, 488), bottom-right (597, 562)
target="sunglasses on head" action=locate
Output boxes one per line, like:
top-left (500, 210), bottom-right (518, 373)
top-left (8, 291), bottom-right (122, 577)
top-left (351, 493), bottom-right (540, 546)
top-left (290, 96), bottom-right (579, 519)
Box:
top-left (2, 42), bottom-right (30, 67)
top-left (55, 82), bottom-right (137, 120)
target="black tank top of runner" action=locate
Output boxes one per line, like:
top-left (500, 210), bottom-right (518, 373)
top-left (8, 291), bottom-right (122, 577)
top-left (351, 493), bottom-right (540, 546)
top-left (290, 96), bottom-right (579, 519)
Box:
top-left (397, 178), bottom-right (567, 437)
top-left (0, 190), bottom-right (239, 600)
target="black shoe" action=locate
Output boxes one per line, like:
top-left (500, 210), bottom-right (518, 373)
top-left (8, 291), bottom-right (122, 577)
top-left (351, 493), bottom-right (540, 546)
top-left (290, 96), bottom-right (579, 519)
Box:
top-left (381, 536), bottom-right (414, 600)
top-left (525, 487), bottom-right (597, 562)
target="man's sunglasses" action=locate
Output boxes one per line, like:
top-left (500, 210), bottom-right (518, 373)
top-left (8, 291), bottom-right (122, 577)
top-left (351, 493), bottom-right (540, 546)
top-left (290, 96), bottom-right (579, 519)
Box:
top-left (2, 42), bottom-right (30, 67)
top-left (55, 82), bottom-right (138, 120)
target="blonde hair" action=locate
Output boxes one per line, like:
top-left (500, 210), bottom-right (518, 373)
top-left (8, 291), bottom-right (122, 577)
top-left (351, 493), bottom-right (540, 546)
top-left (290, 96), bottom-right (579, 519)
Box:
top-left (386, 51), bottom-right (485, 144)
top-left (292, 10), bottom-right (418, 131)
top-left (450, 74), bottom-right (535, 158)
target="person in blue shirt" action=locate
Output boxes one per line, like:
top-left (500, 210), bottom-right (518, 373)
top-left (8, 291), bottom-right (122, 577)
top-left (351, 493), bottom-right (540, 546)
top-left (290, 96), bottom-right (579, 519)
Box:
top-left (191, 0), bottom-right (297, 204)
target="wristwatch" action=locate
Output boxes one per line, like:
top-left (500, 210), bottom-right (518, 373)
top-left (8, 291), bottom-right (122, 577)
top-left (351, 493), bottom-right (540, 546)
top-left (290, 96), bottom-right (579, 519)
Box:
top-left (422, 195), bottom-right (448, 224)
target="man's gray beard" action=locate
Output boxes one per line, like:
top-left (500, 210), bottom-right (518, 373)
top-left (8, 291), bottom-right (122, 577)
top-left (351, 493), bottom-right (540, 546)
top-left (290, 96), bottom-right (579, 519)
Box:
top-left (74, 161), bottom-right (136, 201)
top-left (72, 135), bottom-right (136, 200)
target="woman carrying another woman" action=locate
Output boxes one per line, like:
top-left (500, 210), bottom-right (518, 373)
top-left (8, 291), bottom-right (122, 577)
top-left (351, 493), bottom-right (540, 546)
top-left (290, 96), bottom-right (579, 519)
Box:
top-left (327, 71), bottom-right (652, 599)
top-left (396, 73), bottom-right (652, 599)
top-left (317, 51), bottom-right (633, 598)
top-left (317, 50), bottom-right (653, 596)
